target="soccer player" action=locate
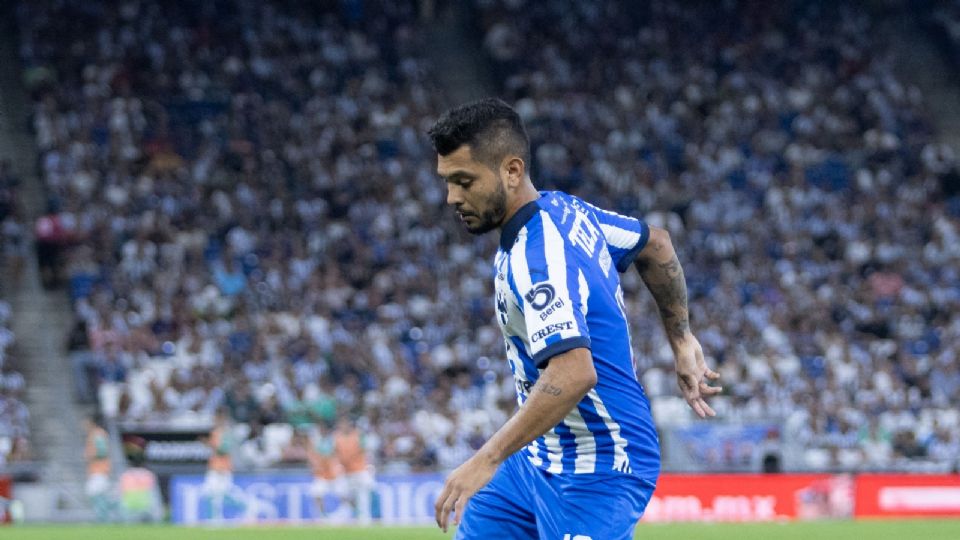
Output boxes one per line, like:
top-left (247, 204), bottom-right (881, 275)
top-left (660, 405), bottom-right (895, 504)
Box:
top-left (117, 450), bottom-right (162, 523)
top-left (201, 409), bottom-right (235, 522)
top-left (428, 98), bottom-right (722, 539)
top-left (83, 415), bottom-right (113, 521)
top-left (333, 417), bottom-right (375, 523)
top-left (304, 423), bottom-right (345, 519)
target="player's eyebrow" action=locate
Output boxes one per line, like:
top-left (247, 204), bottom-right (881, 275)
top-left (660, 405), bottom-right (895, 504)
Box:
top-left (440, 169), bottom-right (476, 182)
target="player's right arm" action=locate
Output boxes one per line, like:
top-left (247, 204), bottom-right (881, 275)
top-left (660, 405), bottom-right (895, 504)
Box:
top-left (634, 226), bottom-right (721, 418)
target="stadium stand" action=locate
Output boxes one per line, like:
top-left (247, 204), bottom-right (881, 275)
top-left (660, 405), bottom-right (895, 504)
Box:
top-left (473, 0), bottom-right (960, 471)
top-left (930, 0), bottom-right (960, 70)
top-left (0, 158), bottom-right (31, 471)
top-left (15, 0), bottom-right (497, 475)
top-left (0, 301), bottom-right (30, 468)
top-left (12, 0), bottom-right (960, 481)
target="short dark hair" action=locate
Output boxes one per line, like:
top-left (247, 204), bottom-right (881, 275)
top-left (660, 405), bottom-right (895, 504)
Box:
top-left (428, 98), bottom-right (530, 170)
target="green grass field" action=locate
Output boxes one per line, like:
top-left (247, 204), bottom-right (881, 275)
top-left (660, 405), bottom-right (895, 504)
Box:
top-left (3, 520), bottom-right (960, 540)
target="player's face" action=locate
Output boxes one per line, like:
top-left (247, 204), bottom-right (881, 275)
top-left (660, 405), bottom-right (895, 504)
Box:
top-left (438, 145), bottom-right (507, 235)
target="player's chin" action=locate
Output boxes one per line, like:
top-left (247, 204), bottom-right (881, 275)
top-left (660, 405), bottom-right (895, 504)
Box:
top-left (464, 219), bottom-right (497, 235)
top-left (463, 221), bottom-right (496, 235)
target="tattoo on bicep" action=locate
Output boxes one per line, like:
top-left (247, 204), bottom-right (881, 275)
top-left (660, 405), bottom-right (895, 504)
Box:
top-left (538, 383), bottom-right (563, 396)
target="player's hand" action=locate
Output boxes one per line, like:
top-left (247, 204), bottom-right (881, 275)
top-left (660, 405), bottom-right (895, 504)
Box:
top-left (673, 333), bottom-right (722, 418)
top-left (434, 451), bottom-right (499, 532)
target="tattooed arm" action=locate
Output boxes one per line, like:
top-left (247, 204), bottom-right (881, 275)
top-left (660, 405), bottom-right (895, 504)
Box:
top-left (434, 347), bottom-right (595, 530)
top-left (635, 226), bottom-right (721, 418)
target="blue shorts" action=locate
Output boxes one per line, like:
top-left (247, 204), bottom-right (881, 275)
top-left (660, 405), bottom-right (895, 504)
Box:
top-left (455, 452), bottom-right (657, 540)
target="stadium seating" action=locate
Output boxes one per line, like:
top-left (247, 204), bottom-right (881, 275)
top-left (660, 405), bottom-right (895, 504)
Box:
top-left (0, 301), bottom-right (30, 467)
top-left (473, 0), bottom-right (960, 471)
top-left (14, 0), bottom-right (960, 475)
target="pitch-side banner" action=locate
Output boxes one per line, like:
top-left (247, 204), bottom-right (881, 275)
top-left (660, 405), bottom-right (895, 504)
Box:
top-left (170, 473), bottom-right (444, 524)
top-left (170, 472), bottom-right (863, 525)
top-left (855, 474), bottom-right (960, 518)
top-left (643, 474), bottom-right (854, 522)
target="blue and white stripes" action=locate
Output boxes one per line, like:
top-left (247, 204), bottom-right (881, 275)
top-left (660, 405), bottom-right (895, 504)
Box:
top-left (492, 191), bottom-right (661, 478)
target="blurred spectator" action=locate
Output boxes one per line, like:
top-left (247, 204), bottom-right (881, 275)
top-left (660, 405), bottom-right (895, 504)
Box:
top-left (238, 420), bottom-right (281, 469)
top-left (334, 417), bottom-right (374, 522)
top-left (84, 416), bottom-right (113, 521)
top-left (0, 302), bottom-right (30, 466)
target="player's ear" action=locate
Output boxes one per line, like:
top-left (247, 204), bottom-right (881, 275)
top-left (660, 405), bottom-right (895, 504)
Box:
top-left (502, 155), bottom-right (525, 189)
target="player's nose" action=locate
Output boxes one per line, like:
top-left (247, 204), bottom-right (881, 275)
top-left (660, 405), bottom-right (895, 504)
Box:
top-left (446, 184), bottom-right (464, 206)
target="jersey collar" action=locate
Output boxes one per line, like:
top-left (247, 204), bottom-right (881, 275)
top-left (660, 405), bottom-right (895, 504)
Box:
top-left (498, 198), bottom-right (542, 251)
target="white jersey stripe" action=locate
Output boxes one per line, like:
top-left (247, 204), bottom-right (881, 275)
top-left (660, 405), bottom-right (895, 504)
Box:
top-left (540, 214), bottom-right (579, 343)
top-left (599, 223), bottom-right (641, 250)
top-left (542, 426), bottom-right (565, 474)
top-left (508, 231), bottom-right (536, 359)
top-left (578, 268), bottom-right (590, 318)
top-left (564, 408), bottom-right (598, 473)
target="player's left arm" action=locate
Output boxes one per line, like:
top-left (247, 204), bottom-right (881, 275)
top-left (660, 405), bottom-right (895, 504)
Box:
top-left (434, 346), bottom-right (596, 532)
top-left (634, 226), bottom-right (722, 418)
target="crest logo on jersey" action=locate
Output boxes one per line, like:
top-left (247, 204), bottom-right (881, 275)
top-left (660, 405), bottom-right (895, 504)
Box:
top-left (524, 283), bottom-right (556, 310)
top-left (530, 321), bottom-right (574, 342)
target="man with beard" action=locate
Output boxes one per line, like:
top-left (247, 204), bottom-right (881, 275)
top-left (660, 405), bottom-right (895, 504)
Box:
top-left (428, 98), bottom-right (721, 539)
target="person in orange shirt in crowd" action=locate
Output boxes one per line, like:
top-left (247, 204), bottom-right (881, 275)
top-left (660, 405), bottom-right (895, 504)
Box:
top-left (334, 416), bottom-right (375, 523)
top-left (83, 415), bottom-right (113, 521)
top-left (117, 445), bottom-right (162, 523)
top-left (307, 423), bottom-right (345, 520)
top-left (202, 409), bottom-right (236, 522)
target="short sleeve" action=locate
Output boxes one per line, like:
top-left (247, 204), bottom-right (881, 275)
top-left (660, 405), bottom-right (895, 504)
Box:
top-left (575, 197), bottom-right (649, 272)
top-left (511, 214), bottom-right (591, 368)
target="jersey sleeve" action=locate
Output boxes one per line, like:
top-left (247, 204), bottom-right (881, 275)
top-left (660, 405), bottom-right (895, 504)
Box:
top-left (576, 198), bottom-right (650, 272)
top-left (511, 214), bottom-right (592, 368)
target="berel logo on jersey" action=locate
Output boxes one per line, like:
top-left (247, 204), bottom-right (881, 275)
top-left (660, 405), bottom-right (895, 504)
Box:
top-left (525, 283), bottom-right (556, 310)
top-left (530, 321), bottom-right (574, 342)
top-left (538, 298), bottom-right (565, 321)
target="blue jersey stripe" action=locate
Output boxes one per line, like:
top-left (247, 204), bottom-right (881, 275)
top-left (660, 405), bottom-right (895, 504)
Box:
top-left (553, 421), bottom-right (578, 472)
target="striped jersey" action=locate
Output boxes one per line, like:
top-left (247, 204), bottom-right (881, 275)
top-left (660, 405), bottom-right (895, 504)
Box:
top-left (494, 191), bottom-right (660, 478)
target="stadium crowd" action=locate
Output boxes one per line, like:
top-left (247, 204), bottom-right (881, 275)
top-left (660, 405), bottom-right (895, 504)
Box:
top-left (12, 0), bottom-right (960, 475)
top-left (931, 0), bottom-right (960, 71)
top-left (475, 0), bottom-right (960, 470)
top-left (16, 0), bottom-right (499, 475)
top-left (0, 301), bottom-right (30, 466)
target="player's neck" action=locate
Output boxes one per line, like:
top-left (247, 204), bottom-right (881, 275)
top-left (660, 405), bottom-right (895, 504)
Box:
top-left (499, 182), bottom-right (540, 231)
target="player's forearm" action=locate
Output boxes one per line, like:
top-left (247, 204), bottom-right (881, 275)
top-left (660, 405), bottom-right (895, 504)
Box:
top-left (476, 348), bottom-right (596, 466)
top-left (635, 228), bottom-right (692, 346)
